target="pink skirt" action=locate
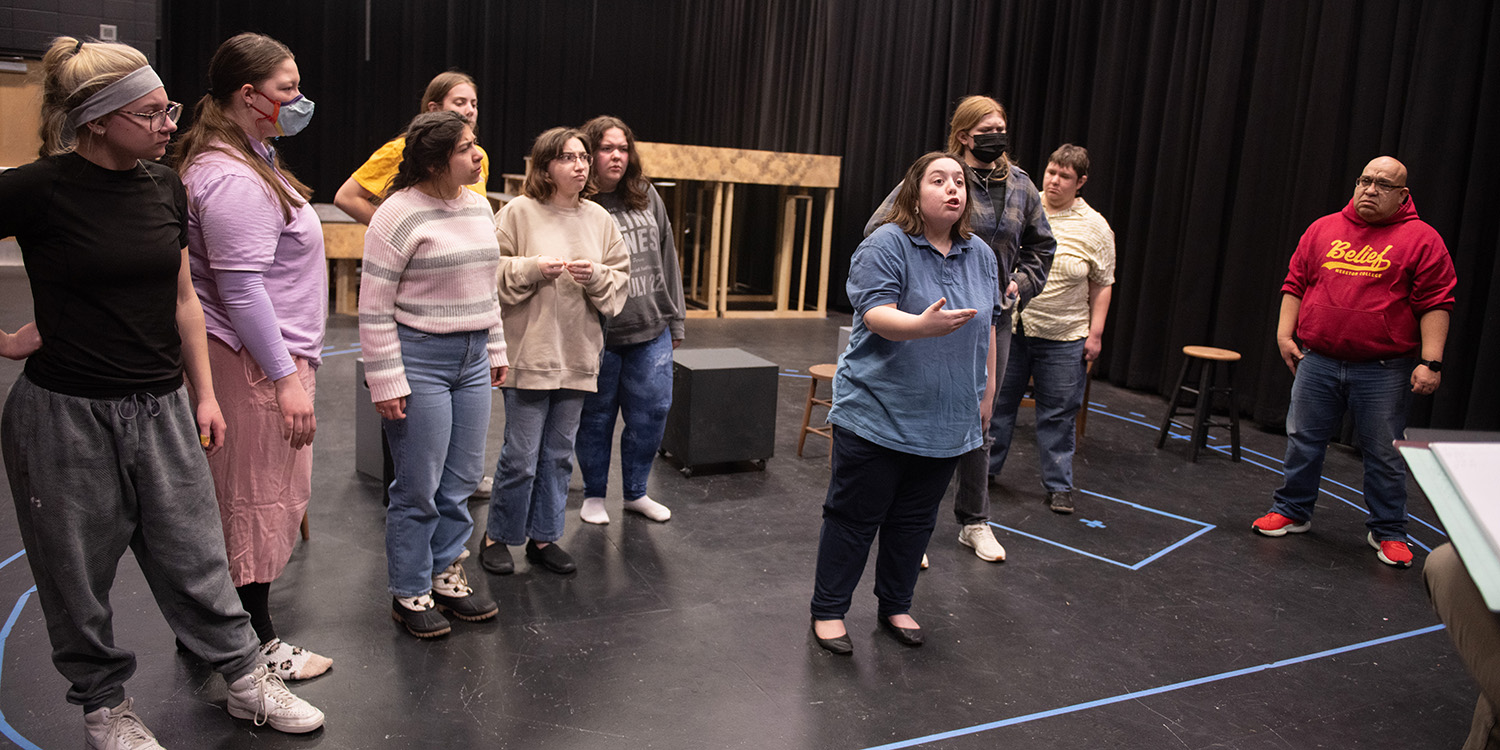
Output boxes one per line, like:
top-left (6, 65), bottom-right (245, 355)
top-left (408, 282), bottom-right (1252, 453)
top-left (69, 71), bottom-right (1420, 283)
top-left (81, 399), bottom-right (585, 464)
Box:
top-left (207, 339), bottom-right (316, 586)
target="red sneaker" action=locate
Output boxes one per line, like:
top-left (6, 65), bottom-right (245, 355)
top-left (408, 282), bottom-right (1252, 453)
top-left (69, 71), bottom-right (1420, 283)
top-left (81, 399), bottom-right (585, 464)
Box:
top-left (1252, 512), bottom-right (1311, 537)
top-left (1368, 533), bottom-right (1413, 568)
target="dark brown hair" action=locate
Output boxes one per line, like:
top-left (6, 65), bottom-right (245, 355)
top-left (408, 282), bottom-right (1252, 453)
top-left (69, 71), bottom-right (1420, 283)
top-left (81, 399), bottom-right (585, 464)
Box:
top-left (387, 111), bottom-right (471, 195)
top-left (581, 115), bottom-right (648, 211)
top-left (1048, 143), bottom-right (1090, 179)
top-left (173, 32), bottom-right (311, 221)
top-left (522, 127), bottom-right (592, 203)
top-left (882, 152), bottom-right (973, 241)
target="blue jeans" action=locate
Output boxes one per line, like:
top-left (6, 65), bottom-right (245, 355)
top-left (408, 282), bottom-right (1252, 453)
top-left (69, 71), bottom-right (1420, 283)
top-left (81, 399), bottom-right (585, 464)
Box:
top-left (1269, 349), bottom-right (1414, 541)
top-left (383, 325), bottom-right (492, 597)
top-left (487, 388), bottom-right (587, 546)
top-left (988, 334), bottom-right (1087, 492)
top-left (575, 328), bottom-right (674, 500)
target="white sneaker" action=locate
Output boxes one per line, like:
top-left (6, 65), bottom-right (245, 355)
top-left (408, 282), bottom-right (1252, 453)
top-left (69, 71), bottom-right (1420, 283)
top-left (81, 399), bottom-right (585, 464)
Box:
top-left (958, 523), bottom-right (1006, 562)
top-left (920, 553), bottom-right (929, 570)
top-left (622, 495), bottom-right (671, 522)
top-left (260, 638), bottom-right (332, 681)
top-left (84, 698), bottom-right (163, 750)
top-left (226, 664), bottom-right (325, 733)
top-left (580, 496), bottom-right (610, 525)
top-left (470, 475), bottom-right (493, 499)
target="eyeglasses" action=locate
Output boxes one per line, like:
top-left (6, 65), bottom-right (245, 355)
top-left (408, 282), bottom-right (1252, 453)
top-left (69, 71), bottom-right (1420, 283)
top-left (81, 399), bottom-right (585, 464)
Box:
top-left (1356, 176), bottom-right (1405, 194)
top-left (119, 102), bottom-right (183, 131)
top-left (553, 152), bottom-right (590, 164)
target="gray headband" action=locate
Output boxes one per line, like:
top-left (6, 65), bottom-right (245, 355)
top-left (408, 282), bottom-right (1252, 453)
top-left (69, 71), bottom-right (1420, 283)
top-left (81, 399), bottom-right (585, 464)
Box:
top-left (63, 66), bottom-right (164, 133)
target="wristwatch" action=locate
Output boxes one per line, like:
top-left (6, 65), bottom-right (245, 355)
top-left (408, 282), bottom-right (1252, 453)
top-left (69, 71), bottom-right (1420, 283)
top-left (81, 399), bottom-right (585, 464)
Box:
top-left (1419, 359), bottom-right (1443, 372)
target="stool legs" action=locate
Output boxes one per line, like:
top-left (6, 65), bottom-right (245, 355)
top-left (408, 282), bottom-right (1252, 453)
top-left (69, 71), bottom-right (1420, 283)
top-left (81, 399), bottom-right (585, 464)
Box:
top-left (1157, 357), bottom-right (1193, 449)
top-left (797, 377), bottom-right (818, 457)
top-left (1226, 362), bottom-right (1241, 461)
top-left (1189, 360), bottom-right (1215, 463)
top-left (1157, 355), bottom-right (1242, 462)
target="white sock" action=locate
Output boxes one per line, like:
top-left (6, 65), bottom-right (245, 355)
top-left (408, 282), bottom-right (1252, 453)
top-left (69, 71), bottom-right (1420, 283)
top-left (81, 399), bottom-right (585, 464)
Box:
top-left (580, 497), bottom-right (609, 525)
top-left (622, 495), bottom-right (671, 522)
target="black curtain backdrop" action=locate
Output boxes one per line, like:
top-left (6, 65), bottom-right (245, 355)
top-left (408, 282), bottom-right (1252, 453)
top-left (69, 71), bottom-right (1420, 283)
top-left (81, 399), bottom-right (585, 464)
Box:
top-left (162, 0), bottom-right (1500, 431)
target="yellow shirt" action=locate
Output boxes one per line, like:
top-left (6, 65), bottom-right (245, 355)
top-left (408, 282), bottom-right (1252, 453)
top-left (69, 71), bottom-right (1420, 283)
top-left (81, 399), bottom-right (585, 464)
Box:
top-left (350, 137), bottom-right (491, 198)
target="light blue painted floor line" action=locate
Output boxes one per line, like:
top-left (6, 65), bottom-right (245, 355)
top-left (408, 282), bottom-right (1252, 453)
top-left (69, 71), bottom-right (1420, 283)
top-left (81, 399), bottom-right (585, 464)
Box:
top-left (859, 624), bottom-right (1447, 750)
top-left (1086, 403), bottom-right (1445, 548)
top-left (0, 587), bottom-right (45, 750)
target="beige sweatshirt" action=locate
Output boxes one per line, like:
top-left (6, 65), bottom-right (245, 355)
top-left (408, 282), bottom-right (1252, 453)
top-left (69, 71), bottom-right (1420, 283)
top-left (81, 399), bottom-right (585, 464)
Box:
top-left (494, 195), bottom-right (629, 391)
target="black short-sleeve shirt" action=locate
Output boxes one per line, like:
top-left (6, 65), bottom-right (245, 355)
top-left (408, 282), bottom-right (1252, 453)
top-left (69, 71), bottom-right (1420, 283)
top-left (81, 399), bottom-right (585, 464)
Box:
top-left (0, 153), bottom-right (188, 397)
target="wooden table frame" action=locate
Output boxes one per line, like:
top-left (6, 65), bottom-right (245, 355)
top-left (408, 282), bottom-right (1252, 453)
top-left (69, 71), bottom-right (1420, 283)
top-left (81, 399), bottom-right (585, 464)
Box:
top-left (635, 142), bottom-right (840, 319)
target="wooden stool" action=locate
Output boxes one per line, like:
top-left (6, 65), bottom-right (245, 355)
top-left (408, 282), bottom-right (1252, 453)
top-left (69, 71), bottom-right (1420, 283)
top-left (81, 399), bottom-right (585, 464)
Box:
top-left (1156, 345), bottom-right (1241, 462)
top-left (797, 363), bottom-right (837, 462)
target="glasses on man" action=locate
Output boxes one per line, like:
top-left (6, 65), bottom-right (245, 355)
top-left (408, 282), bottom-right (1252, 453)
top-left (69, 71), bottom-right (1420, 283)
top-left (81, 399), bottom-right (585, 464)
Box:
top-left (118, 102), bottom-right (183, 131)
top-left (553, 152), bottom-right (590, 164)
top-left (1355, 176), bottom-right (1405, 194)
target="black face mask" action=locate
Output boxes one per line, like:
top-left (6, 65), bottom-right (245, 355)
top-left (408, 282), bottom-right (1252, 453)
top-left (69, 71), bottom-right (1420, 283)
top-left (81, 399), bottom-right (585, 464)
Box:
top-left (969, 131), bottom-right (1009, 164)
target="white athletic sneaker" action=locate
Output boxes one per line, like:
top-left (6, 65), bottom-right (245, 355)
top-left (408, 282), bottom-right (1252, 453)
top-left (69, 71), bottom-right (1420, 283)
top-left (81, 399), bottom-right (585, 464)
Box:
top-left (470, 475), bottom-right (493, 499)
top-left (226, 664), bottom-right (325, 733)
top-left (958, 523), bottom-right (1006, 562)
top-left (260, 638), bottom-right (332, 681)
top-left (84, 698), bottom-right (164, 750)
top-left (622, 495), bottom-right (671, 522)
top-left (580, 496), bottom-right (610, 525)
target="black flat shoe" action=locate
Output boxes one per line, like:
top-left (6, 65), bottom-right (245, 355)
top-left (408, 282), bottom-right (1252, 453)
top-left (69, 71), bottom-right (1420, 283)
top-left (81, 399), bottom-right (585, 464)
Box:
top-left (880, 616), bottom-right (924, 647)
top-left (525, 539), bottom-right (576, 574)
top-left (479, 540), bottom-right (514, 575)
top-left (811, 619), bottom-right (852, 655)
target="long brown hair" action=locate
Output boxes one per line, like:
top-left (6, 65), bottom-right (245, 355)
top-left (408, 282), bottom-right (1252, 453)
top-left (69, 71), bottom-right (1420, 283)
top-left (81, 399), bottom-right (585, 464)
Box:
top-left (37, 37), bottom-right (149, 157)
top-left (581, 115), bottom-right (648, 211)
top-left (882, 152), bottom-right (973, 241)
top-left (172, 33), bottom-right (311, 222)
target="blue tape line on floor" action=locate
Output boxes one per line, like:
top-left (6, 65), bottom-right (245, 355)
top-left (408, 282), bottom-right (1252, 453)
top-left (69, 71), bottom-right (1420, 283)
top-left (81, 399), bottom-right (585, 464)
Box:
top-left (860, 624), bottom-right (1446, 750)
top-left (0, 586), bottom-right (45, 750)
top-left (1087, 404), bottom-right (1445, 549)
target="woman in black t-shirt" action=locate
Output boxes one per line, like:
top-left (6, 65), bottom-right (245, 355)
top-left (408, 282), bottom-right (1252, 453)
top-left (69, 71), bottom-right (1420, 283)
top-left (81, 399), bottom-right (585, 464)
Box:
top-left (0, 36), bottom-right (325, 746)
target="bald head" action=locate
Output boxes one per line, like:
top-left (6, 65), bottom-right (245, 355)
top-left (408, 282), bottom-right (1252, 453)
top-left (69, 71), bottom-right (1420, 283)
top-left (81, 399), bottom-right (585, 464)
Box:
top-left (1352, 156), bottom-right (1410, 222)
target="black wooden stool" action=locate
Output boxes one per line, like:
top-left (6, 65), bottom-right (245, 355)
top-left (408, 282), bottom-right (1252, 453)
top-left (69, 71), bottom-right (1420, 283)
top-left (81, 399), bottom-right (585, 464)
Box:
top-left (1156, 345), bottom-right (1241, 462)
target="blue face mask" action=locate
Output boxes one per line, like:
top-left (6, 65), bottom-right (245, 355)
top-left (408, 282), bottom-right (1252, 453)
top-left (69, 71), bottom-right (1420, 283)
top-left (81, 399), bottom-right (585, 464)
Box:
top-left (251, 90), bottom-right (315, 137)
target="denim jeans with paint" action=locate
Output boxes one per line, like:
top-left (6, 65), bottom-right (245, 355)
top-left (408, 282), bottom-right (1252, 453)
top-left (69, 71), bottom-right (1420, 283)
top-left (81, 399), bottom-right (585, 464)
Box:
top-left (575, 328), bottom-right (674, 501)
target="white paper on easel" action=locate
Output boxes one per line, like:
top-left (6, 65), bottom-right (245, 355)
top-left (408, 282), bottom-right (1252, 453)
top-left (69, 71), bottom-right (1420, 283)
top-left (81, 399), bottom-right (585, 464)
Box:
top-left (1431, 442), bottom-right (1500, 556)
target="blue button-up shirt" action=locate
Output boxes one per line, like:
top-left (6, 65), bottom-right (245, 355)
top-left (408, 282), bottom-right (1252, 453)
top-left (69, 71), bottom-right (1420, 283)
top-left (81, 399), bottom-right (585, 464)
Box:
top-left (867, 163), bottom-right (1056, 307)
top-left (829, 223), bottom-right (1001, 458)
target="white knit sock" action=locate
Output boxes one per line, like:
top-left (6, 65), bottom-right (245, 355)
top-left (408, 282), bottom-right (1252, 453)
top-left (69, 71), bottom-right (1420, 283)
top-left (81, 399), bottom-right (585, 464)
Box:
top-left (580, 497), bottom-right (610, 525)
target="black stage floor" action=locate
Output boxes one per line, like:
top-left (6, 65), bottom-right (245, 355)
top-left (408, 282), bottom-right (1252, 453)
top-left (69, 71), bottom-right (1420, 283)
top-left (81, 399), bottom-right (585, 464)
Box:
top-left (0, 266), bottom-right (1477, 748)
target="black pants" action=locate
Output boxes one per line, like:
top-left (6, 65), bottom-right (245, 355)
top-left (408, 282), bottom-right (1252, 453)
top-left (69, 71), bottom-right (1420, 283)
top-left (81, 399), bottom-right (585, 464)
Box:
top-left (810, 427), bottom-right (959, 620)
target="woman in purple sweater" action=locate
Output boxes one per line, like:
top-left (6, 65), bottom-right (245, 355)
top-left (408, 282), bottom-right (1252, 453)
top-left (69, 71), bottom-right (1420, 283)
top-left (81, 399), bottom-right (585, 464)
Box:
top-left (175, 32), bottom-right (330, 679)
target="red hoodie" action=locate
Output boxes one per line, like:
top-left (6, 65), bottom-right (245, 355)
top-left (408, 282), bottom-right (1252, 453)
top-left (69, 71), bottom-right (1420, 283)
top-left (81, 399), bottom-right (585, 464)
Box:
top-left (1281, 196), bottom-right (1456, 361)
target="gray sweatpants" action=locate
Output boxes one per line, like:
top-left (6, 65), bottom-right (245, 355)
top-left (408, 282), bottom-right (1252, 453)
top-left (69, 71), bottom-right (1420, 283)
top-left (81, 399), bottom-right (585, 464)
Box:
top-left (1, 375), bottom-right (260, 713)
top-left (953, 315), bottom-right (1014, 526)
